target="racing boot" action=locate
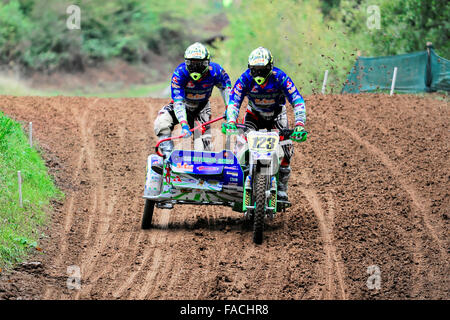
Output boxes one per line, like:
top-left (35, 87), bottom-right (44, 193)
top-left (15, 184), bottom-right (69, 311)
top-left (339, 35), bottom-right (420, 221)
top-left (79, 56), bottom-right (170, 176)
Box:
top-left (152, 135), bottom-right (174, 209)
top-left (151, 135), bottom-right (173, 174)
top-left (278, 165), bottom-right (291, 202)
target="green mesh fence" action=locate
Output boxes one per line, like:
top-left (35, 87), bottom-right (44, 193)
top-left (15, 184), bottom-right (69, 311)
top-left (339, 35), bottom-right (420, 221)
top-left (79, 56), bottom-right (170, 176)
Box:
top-left (430, 49), bottom-right (450, 92)
top-left (342, 48), bottom-right (449, 93)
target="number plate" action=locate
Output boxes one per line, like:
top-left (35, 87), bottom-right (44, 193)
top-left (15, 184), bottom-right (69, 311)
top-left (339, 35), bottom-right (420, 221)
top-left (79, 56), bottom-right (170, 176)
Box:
top-left (247, 131), bottom-right (279, 152)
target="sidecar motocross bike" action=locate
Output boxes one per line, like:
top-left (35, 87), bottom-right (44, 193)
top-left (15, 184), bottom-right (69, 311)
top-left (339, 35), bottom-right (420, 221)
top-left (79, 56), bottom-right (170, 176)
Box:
top-left (142, 116), bottom-right (296, 244)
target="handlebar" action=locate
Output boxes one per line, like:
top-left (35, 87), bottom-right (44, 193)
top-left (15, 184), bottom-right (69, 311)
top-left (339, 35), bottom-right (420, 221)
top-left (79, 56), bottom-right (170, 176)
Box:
top-left (233, 124), bottom-right (295, 140)
top-left (155, 115), bottom-right (225, 157)
top-left (155, 116), bottom-right (300, 158)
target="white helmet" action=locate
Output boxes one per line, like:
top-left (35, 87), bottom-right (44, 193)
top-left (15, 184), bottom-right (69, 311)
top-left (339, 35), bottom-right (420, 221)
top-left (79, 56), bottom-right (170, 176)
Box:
top-left (248, 47), bottom-right (273, 85)
top-left (184, 42), bottom-right (210, 81)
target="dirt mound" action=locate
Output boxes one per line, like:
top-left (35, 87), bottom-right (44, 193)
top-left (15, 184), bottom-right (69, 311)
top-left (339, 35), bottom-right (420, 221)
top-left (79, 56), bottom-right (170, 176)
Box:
top-left (0, 94), bottom-right (448, 299)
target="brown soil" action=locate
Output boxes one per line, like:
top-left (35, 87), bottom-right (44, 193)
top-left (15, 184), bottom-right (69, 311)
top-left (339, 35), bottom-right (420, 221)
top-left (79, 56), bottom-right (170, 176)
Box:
top-left (0, 94), bottom-right (448, 300)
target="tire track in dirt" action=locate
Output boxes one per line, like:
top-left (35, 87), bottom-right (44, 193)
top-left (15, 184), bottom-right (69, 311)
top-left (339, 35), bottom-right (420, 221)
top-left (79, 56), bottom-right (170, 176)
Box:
top-left (339, 124), bottom-right (446, 260)
top-left (75, 111), bottom-right (133, 298)
top-left (108, 102), bottom-right (178, 299)
top-left (310, 97), bottom-right (448, 298)
top-left (81, 100), bottom-right (160, 299)
top-left (1, 94), bottom-right (447, 300)
top-left (352, 109), bottom-right (434, 296)
top-left (75, 195), bottom-right (117, 296)
top-left (339, 108), bottom-right (448, 297)
top-left (71, 101), bottom-right (114, 300)
top-left (86, 108), bottom-right (153, 298)
top-left (324, 192), bottom-right (347, 300)
top-left (133, 102), bottom-right (188, 300)
top-left (133, 211), bottom-right (172, 300)
top-left (299, 172), bottom-right (347, 300)
top-left (98, 101), bottom-right (176, 299)
top-left (43, 103), bottom-right (92, 299)
top-left (359, 106), bottom-right (447, 252)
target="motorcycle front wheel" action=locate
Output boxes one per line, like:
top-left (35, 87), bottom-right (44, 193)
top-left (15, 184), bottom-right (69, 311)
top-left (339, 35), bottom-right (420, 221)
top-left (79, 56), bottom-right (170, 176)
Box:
top-left (253, 171), bottom-right (267, 244)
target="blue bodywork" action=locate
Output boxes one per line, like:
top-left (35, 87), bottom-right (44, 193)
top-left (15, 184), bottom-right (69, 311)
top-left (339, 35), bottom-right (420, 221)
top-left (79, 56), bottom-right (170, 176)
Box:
top-left (168, 150), bottom-right (244, 188)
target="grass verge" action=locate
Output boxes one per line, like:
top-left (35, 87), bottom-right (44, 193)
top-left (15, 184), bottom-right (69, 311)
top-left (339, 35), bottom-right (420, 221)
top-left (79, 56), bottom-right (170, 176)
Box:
top-left (0, 112), bottom-right (62, 270)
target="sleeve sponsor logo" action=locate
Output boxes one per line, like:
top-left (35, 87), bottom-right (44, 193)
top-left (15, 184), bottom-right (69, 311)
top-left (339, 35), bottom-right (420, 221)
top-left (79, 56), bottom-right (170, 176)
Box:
top-left (172, 76), bottom-right (179, 84)
top-left (288, 86), bottom-right (296, 94)
top-left (292, 94), bottom-right (301, 101)
top-left (294, 102), bottom-right (305, 110)
top-left (172, 83), bottom-right (180, 88)
top-left (286, 80), bottom-right (293, 88)
top-left (236, 83), bottom-right (243, 90)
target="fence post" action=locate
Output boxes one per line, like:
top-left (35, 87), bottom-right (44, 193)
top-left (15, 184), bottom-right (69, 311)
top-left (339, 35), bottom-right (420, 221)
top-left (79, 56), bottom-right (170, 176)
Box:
top-left (18, 171), bottom-right (23, 208)
top-left (425, 42), bottom-right (433, 90)
top-left (29, 122), bottom-right (32, 147)
top-left (390, 67), bottom-right (398, 96)
top-left (321, 70), bottom-right (329, 94)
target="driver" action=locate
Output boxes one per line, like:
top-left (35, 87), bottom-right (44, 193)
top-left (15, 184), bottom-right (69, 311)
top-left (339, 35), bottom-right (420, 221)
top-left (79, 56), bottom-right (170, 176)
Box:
top-left (154, 42), bottom-right (231, 161)
top-left (222, 47), bottom-right (307, 202)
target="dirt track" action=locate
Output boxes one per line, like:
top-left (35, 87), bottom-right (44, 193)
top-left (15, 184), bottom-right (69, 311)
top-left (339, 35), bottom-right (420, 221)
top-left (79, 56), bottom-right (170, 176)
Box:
top-left (0, 94), bottom-right (448, 300)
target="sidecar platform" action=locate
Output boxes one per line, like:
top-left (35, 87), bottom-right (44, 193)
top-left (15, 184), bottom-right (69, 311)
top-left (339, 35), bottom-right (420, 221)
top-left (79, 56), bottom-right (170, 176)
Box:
top-left (144, 150), bottom-right (245, 208)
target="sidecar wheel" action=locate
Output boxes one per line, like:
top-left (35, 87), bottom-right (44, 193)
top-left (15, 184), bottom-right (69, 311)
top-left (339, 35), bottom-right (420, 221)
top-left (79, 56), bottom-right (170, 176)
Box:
top-left (141, 199), bottom-right (155, 229)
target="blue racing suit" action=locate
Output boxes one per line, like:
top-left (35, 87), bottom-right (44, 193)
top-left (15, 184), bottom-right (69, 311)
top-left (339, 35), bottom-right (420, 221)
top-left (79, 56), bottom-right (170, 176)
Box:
top-left (226, 67), bottom-right (306, 197)
top-left (154, 62), bottom-right (231, 154)
top-left (226, 66), bottom-right (306, 127)
top-left (170, 62), bottom-right (231, 125)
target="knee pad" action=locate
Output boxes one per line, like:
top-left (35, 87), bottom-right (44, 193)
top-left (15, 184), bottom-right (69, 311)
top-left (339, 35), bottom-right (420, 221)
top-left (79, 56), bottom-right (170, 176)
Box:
top-left (154, 111), bottom-right (174, 136)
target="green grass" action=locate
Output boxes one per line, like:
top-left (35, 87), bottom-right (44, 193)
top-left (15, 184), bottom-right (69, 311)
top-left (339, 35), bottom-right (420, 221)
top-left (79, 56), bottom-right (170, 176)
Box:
top-left (0, 112), bottom-right (62, 270)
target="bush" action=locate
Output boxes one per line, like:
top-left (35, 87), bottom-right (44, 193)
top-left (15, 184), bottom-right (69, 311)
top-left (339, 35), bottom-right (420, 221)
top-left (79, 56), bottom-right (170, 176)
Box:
top-left (0, 0), bottom-right (218, 72)
top-left (213, 0), bottom-right (370, 94)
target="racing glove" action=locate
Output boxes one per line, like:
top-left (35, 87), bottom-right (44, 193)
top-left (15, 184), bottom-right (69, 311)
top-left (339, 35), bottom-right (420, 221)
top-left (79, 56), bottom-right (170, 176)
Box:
top-left (180, 121), bottom-right (192, 138)
top-left (221, 121), bottom-right (238, 135)
top-left (291, 125), bottom-right (307, 142)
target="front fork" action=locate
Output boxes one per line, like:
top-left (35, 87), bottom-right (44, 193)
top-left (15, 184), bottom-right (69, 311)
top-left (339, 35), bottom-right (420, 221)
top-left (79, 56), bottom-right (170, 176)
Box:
top-left (243, 173), bottom-right (277, 218)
